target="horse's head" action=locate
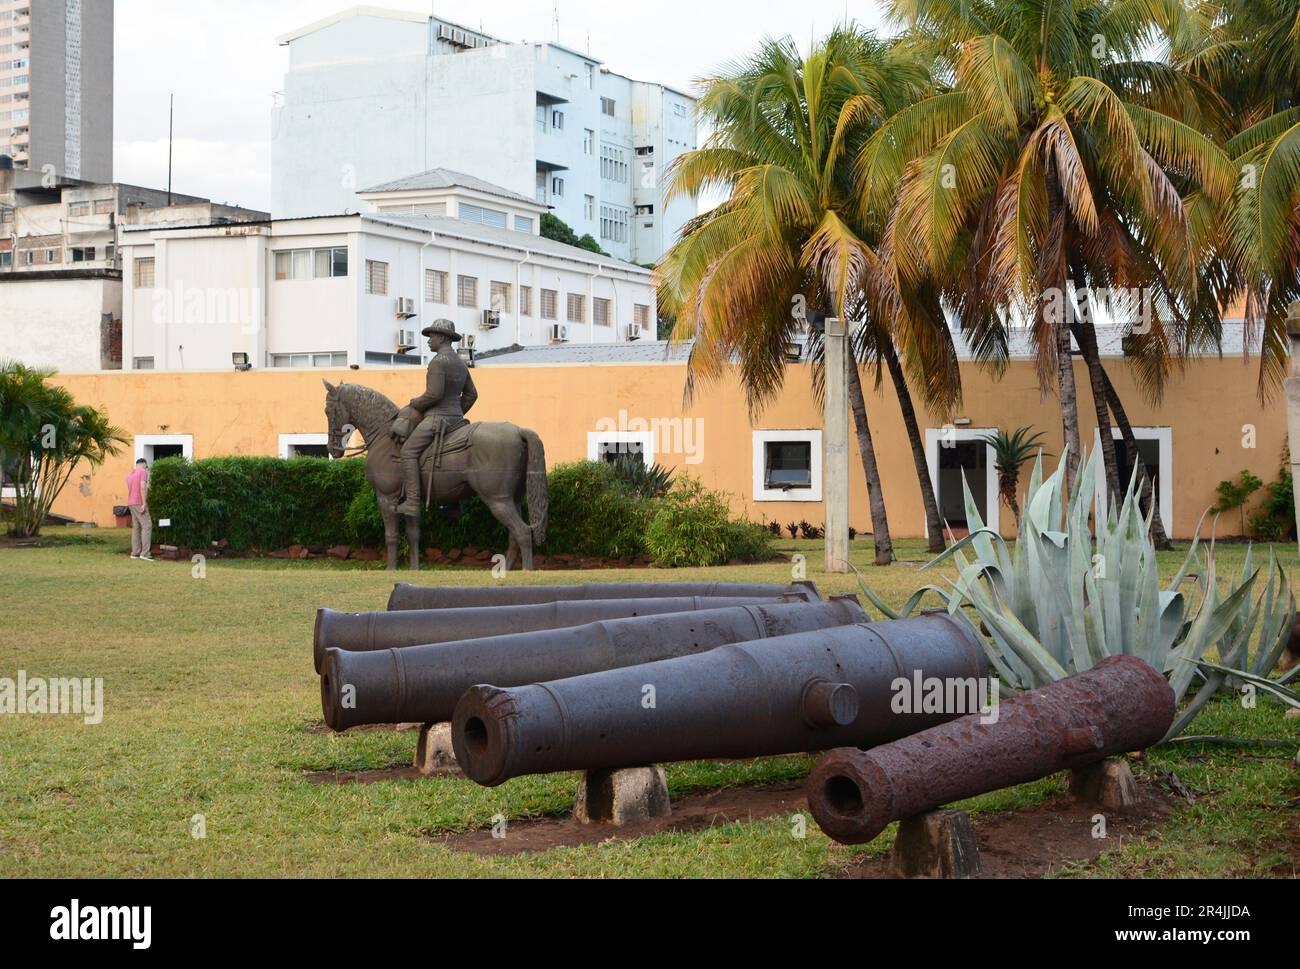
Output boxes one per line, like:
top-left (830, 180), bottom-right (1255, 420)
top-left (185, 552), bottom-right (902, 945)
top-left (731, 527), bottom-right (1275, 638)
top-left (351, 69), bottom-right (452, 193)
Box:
top-left (323, 380), bottom-right (354, 460)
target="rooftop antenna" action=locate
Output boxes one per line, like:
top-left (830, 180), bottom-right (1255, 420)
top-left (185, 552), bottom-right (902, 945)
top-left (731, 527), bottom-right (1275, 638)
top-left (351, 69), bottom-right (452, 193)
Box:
top-left (554, 2), bottom-right (560, 41)
top-left (166, 93), bottom-right (174, 206)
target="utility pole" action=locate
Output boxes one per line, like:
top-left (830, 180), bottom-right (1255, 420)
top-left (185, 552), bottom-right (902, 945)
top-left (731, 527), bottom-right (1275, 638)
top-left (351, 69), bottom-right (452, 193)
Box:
top-left (1284, 302), bottom-right (1300, 557)
top-left (824, 317), bottom-right (851, 574)
top-left (166, 93), bottom-right (174, 206)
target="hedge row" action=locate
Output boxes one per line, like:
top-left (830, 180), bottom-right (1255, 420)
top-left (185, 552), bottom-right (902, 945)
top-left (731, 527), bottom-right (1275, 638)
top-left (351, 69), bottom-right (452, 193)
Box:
top-left (150, 457), bottom-right (771, 566)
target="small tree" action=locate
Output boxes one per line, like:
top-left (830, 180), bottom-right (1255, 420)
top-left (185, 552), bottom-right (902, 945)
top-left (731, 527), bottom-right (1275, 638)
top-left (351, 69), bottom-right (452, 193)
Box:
top-left (1214, 471), bottom-right (1265, 537)
top-left (982, 427), bottom-right (1049, 531)
top-left (540, 213), bottom-right (608, 256)
top-left (0, 361), bottom-right (126, 538)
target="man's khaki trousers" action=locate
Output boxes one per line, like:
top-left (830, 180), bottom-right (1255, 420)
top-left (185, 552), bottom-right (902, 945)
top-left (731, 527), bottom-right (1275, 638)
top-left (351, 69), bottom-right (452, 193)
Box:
top-left (129, 505), bottom-right (152, 557)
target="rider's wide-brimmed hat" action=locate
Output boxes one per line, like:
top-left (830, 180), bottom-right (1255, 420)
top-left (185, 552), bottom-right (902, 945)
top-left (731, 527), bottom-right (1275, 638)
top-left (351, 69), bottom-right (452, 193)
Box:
top-left (422, 319), bottom-right (463, 342)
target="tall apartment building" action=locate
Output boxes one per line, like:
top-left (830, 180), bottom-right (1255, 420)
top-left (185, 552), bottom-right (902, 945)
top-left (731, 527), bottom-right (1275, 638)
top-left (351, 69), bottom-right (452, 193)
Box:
top-left (272, 7), bottom-right (698, 265)
top-left (0, 0), bottom-right (113, 182)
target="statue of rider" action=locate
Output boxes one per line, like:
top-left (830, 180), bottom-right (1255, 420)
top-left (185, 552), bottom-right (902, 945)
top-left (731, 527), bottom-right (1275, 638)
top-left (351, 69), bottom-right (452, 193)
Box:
top-left (391, 320), bottom-right (478, 517)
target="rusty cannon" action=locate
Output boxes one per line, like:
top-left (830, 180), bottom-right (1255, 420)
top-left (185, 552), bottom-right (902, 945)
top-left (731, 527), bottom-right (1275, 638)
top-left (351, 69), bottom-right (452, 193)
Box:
top-left (805, 655), bottom-right (1176, 846)
top-left (321, 598), bottom-right (870, 732)
top-left (450, 612), bottom-right (988, 787)
top-left (387, 581), bottom-right (820, 612)
top-left (313, 594), bottom-right (810, 673)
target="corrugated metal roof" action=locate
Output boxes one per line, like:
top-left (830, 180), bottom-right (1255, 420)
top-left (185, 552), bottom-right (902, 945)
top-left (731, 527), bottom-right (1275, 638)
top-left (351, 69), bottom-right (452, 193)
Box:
top-left (365, 212), bottom-right (653, 274)
top-left (360, 168), bottom-right (539, 207)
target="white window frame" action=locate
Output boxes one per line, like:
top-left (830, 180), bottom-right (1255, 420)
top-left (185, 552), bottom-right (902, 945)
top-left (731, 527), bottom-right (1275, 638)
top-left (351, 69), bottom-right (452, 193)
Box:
top-left (924, 427), bottom-right (1000, 535)
top-left (588, 432), bottom-right (656, 468)
top-left (278, 433), bottom-right (332, 460)
top-left (753, 430), bottom-right (823, 503)
top-left (1093, 427), bottom-right (1173, 529)
top-left (134, 434), bottom-right (194, 464)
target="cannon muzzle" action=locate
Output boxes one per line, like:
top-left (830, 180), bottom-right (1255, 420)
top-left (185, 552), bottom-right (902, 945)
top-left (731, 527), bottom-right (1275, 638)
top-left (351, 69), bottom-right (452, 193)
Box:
top-left (805, 655), bottom-right (1176, 845)
top-left (314, 594), bottom-right (807, 673)
top-left (387, 581), bottom-right (821, 611)
top-left (320, 598), bottom-right (868, 731)
top-left (451, 613), bottom-right (987, 786)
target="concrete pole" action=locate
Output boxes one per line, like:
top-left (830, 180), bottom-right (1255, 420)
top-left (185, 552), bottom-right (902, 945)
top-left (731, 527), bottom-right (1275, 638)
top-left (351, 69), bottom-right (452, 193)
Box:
top-left (824, 317), bottom-right (851, 574)
top-left (1284, 302), bottom-right (1300, 559)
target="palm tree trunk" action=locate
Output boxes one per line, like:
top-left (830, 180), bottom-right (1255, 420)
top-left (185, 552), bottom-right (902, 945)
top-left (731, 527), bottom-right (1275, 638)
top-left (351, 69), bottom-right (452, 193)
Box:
top-left (882, 340), bottom-right (944, 553)
top-left (1068, 262), bottom-right (1122, 505)
top-left (847, 359), bottom-right (894, 566)
top-left (1098, 367), bottom-right (1174, 550)
top-left (1045, 173), bottom-right (1081, 493)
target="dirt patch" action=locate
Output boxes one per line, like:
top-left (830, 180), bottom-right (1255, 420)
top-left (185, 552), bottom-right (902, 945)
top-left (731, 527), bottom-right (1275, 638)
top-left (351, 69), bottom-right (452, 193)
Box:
top-left (303, 721), bottom-right (424, 736)
top-left (437, 783), bottom-right (807, 856)
top-left (839, 785), bottom-right (1175, 879)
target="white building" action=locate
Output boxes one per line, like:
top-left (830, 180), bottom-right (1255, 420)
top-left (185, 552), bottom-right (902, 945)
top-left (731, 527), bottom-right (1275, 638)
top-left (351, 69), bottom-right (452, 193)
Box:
top-left (118, 174), bottom-right (657, 372)
top-left (271, 6), bottom-right (698, 265)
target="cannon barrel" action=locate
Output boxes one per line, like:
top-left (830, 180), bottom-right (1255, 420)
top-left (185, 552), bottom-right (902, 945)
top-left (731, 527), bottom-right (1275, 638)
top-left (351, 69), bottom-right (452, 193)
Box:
top-left (387, 581), bottom-right (820, 612)
top-left (321, 598), bottom-right (869, 731)
top-left (805, 655), bottom-right (1175, 845)
top-left (451, 613), bottom-right (988, 787)
top-left (314, 595), bottom-right (803, 673)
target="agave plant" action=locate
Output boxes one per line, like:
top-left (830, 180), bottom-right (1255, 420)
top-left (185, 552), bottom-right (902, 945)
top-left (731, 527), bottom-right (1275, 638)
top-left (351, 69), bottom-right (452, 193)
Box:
top-left (608, 455), bottom-right (675, 500)
top-left (980, 427), bottom-right (1048, 531)
top-left (857, 449), bottom-right (1298, 741)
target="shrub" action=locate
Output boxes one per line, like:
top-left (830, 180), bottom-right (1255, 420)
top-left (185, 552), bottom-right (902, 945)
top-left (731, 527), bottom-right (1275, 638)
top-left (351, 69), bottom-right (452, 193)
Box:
top-left (544, 461), bottom-right (652, 559)
top-left (646, 476), bottom-right (772, 567)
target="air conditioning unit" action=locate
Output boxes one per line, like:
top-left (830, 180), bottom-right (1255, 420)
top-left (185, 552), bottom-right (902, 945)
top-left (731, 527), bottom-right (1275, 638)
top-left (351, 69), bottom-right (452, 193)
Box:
top-left (550, 324), bottom-right (569, 343)
top-left (625, 324), bottom-right (642, 342)
top-left (396, 329), bottom-right (418, 353)
top-left (396, 297), bottom-right (417, 319)
top-left (481, 310), bottom-right (501, 330)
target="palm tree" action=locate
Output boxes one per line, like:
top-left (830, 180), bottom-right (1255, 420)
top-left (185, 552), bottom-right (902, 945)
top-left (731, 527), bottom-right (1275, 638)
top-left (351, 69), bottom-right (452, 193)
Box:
top-left (982, 426), bottom-right (1048, 530)
top-left (0, 361), bottom-right (126, 538)
top-left (863, 0), bottom-right (1233, 549)
top-left (659, 28), bottom-right (952, 565)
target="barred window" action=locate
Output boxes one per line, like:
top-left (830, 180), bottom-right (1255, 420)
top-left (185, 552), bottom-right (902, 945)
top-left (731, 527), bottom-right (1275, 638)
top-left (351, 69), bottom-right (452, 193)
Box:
top-left (489, 281), bottom-right (512, 314)
top-left (593, 298), bottom-right (611, 327)
top-left (134, 257), bottom-right (155, 288)
top-left (567, 293), bottom-right (586, 324)
top-left (634, 304), bottom-right (652, 330)
top-left (425, 269), bottom-right (448, 304)
top-left (365, 260), bottom-right (388, 295)
top-left (458, 275), bottom-right (478, 308)
top-left (519, 286), bottom-right (533, 317)
top-left (541, 289), bottom-right (558, 320)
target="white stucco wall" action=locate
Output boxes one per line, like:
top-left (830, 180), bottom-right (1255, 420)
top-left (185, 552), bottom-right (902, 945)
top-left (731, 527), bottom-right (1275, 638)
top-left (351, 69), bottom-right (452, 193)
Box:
top-left (0, 275), bottom-right (121, 373)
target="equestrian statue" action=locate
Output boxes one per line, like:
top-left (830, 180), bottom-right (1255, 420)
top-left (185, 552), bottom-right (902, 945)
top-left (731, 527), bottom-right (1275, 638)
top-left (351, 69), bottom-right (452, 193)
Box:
top-left (323, 320), bottom-right (548, 572)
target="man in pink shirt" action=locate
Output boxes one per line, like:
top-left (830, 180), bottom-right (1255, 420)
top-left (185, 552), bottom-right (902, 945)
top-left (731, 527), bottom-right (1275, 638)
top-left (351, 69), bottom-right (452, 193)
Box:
top-left (126, 459), bottom-right (154, 561)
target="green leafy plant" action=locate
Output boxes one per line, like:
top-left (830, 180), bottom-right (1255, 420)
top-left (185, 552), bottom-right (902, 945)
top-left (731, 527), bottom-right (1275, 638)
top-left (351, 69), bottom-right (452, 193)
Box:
top-left (0, 361), bottom-right (127, 537)
top-left (646, 475), bottom-right (772, 567)
top-left (608, 455), bottom-right (675, 500)
top-left (1248, 451), bottom-right (1295, 542)
top-left (1214, 470), bottom-right (1264, 536)
top-left (857, 450), bottom-right (1297, 742)
top-left (981, 426), bottom-right (1049, 530)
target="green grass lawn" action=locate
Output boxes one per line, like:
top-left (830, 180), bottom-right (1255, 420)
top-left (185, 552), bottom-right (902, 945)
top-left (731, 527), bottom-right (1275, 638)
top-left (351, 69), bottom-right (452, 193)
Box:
top-left (0, 528), bottom-right (1296, 878)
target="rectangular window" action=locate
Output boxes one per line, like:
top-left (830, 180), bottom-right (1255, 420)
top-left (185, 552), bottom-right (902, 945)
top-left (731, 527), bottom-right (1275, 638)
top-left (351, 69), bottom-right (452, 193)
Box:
top-left (425, 269), bottom-right (448, 304)
top-left (567, 293), bottom-right (586, 324)
top-left (134, 257), bottom-right (156, 288)
top-left (489, 281), bottom-right (511, 314)
top-left (276, 247), bottom-right (348, 281)
top-left (593, 298), bottom-right (611, 327)
top-left (584, 129), bottom-right (594, 154)
top-left (634, 304), bottom-right (651, 330)
top-left (541, 289), bottom-right (558, 320)
top-left (552, 110), bottom-right (564, 130)
top-left (133, 357), bottom-right (155, 370)
top-left (271, 352), bottom-right (348, 369)
top-left (331, 247), bottom-right (348, 277)
top-left (765, 441), bottom-right (814, 491)
top-left (68, 200), bottom-right (90, 216)
top-left (70, 246), bottom-right (95, 262)
top-left (460, 203), bottom-right (508, 229)
top-left (551, 176), bottom-right (564, 197)
top-left (458, 275), bottom-right (478, 308)
top-left (513, 216), bottom-right (533, 234)
top-left (365, 260), bottom-right (388, 295)
top-left (601, 97), bottom-right (616, 116)
top-left (519, 286), bottom-right (533, 317)
top-left (94, 199), bottom-right (114, 215)
top-left (584, 195), bottom-right (595, 220)
top-left (0, 252), bottom-right (11, 268)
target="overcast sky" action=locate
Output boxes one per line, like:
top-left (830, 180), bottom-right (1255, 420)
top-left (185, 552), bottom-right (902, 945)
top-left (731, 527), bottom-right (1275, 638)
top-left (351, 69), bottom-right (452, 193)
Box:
top-left (113, 0), bottom-right (892, 210)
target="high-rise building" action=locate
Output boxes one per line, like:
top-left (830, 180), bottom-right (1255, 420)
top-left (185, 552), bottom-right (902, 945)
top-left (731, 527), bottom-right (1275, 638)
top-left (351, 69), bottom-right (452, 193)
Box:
top-left (0, 0), bottom-right (113, 182)
top-left (272, 8), bottom-right (698, 265)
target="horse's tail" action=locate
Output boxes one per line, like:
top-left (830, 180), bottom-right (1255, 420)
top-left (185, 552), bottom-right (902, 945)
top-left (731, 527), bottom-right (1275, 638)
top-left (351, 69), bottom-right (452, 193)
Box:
top-left (522, 428), bottom-right (549, 546)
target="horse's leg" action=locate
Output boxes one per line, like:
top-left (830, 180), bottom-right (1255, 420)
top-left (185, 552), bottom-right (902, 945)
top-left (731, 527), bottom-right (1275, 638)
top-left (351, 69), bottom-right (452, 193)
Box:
top-left (405, 513), bottom-right (421, 572)
top-left (483, 498), bottom-right (534, 574)
top-left (380, 497), bottom-right (399, 572)
top-left (505, 531), bottom-right (520, 573)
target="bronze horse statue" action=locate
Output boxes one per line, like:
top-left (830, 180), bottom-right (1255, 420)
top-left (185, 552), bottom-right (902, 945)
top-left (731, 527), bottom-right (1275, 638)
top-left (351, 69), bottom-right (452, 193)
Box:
top-left (323, 381), bottom-right (548, 571)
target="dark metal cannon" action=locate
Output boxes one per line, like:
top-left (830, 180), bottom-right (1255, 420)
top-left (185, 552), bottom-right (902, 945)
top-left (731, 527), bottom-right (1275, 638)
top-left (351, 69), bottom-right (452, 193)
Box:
top-left (451, 612), bottom-right (988, 786)
top-left (314, 595), bottom-right (807, 673)
top-left (805, 655), bottom-right (1175, 846)
top-left (321, 598), bottom-right (869, 731)
top-left (387, 581), bottom-right (820, 612)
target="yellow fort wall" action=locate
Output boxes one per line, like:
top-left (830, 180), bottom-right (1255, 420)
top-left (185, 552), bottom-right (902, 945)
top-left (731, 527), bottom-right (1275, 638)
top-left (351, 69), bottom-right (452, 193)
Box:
top-left (45, 355), bottom-right (1285, 540)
